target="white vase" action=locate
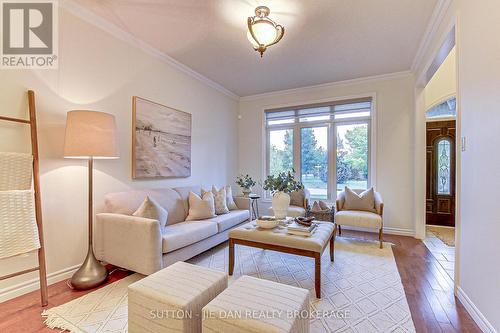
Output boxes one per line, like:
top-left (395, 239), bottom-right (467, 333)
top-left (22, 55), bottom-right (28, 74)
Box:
top-left (242, 188), bottom-right (252, 197)
top-left (272, 191), bottom-right (290, 219)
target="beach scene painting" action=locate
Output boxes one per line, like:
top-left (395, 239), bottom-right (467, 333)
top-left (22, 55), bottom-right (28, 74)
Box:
top-left (132, 96), bottom-right (191, 178)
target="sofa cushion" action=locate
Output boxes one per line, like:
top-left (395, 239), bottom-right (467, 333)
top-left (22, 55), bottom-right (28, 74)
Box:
top-left (104, 188), bottom-right (185, 225)
top-left (132, 196), bottom-right (168, 228)
top-left (335, 210), bottom-right (382, 229)
top-left (186, 191), bottom-right (217, 221)
top-left (162, 221), bottom-right (218, 253)
top-left (343, 187), bottom-right (376, 213)
top-left (210, 186), bottom-right (229, 215)
top-left (225, 186), bottom-right (238, 210)
top-left (173, 186), bottom-right (201, 216)
top-left (208, 210), bottom-right (250, 232)
top-left (268, 205), bottom-right (306, 218)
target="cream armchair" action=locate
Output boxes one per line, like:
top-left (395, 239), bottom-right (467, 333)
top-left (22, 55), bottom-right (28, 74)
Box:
top-left (335, 189), bottom-right (384, 248)
top-left (268, 188), bottom-right (310, 218)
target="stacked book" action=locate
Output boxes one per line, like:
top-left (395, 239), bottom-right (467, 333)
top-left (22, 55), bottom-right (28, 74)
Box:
top-left (287, 221), bottom-right (318, 237)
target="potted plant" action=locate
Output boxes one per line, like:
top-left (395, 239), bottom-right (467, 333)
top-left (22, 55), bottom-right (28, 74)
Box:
top-left (236, 174), bottom-right (256, 197)
top-left (263, 170), bottom-right (303, 219)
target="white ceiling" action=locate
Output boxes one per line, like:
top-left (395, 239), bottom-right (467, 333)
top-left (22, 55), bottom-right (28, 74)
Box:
top-left (72, 0), bottom-right (438, 97)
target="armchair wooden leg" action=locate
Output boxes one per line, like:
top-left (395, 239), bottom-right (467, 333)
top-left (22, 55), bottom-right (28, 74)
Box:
top-left (379, 228), bottom-right (383, 249)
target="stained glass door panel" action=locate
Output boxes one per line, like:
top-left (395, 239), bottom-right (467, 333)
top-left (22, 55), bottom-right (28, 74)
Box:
top-left (426, 121), bottom-right (456, 227)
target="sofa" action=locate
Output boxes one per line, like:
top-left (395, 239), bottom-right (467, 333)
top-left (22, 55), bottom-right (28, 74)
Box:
top-left (94, 186), bottom-right (250, 275)
top-left (268, 188), bottom-right (310, 218)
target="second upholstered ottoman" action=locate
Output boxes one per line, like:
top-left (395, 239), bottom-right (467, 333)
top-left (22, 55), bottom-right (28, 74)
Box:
top-left (128, 261), bottom-right (227, 333)
top-left (202, 275), bottom-right (310, 333)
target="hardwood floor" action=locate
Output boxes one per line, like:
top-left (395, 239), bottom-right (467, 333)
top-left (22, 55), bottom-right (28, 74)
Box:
top-left (0, 266), bottom-right (132, 333)
top-left (0, 232), bottom-right (481, 332)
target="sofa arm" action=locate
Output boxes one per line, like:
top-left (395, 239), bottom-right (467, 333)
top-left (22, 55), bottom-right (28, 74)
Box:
top-left (233, 196), bottom-right (250, 210)
top-left (233, 196), bottom-right (252, 220)
top-left (95, 213), bottom-right (162, 275)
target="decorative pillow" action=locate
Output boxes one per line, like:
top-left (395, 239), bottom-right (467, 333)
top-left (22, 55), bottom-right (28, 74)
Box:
top-left (343, 187), bottom-right (376, 212)
top-left (210, 185), bottom-right (229, 215)
top-left (225, 186), bottom-right (238, 210)
top-left (186, 191), bottom-right (216, 221)
top-left (311, 201), bottom-right (321, 212)
top-left (132, 196), bottom-right (168, 228)
top-left (319, 200), bottom-right (329, 210)
top-left (289, 189), bottom-right (304, 207)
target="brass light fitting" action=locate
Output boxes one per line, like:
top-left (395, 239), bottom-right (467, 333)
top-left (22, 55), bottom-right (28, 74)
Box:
top-left (247, 6), bottom-right (285, 57)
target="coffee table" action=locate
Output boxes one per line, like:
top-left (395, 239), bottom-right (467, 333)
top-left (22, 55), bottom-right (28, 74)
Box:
top-left (228, 220), bottom-right (336, 298)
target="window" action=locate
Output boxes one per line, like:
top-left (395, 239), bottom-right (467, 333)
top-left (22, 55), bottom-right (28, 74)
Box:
top-left (301, 127), bottom-right (328, 199)
top-left (426, 97), bottom-right (456, 119)
top-left (336, 123), bottom-right (369, 195)
top-left (268, 129), bottom-right (293, 176)
top-left (265, 98), bottom-right (373, 200)
top-left (437, 139), bottom-right (451, 195)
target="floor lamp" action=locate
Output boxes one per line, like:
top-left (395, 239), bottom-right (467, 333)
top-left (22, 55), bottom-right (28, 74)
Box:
top-left (63, 110), bottom-right (119, 290)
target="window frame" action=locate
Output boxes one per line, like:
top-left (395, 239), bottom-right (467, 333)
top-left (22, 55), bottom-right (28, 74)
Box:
top-left (264, 95), bottom-right (376, 202)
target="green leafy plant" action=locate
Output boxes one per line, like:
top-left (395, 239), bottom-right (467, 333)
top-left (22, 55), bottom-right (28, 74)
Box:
top-left (236, 174), bottom-right (256, 190)
top-left (263, 169), bottom-right (303, 194)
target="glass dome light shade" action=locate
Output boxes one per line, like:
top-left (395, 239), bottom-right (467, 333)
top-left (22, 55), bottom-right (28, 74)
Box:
top-left (248, 20), bottom-right (278, 46)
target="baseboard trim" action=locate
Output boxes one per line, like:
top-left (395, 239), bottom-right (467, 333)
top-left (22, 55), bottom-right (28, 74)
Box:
top-left (0, 264), bottom-right (80, 303)
top-left (456, 286), bottom-right (497, 333)
top-left (340, 225), bottom-right (415, 237)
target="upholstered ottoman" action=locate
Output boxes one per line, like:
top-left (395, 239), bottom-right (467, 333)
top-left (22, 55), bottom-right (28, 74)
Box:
top-left (128, 261), bottom-right (227, 333)
top-left (202, 275), bottom-right (310, 333)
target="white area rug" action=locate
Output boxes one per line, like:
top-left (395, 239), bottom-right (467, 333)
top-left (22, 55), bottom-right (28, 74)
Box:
top-left (43, 238), bottom-right (415, 332)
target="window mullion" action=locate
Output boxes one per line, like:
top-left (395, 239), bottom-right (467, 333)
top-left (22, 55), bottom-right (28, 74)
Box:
top-left (293, 124), bottom-right (301, 180)
top-left (330, 123), bottom-right (337, 201)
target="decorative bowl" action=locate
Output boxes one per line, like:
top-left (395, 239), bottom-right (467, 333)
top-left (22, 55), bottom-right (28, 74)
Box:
top-left (256, 219), bottom-right (279, 229)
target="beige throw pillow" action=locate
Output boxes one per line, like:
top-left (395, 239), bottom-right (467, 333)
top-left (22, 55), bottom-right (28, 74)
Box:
top-left (343, 187), bottom-right (376, 212)
top-left (133, 196), bottom-right (168, 228)
top-left (311, 201), bottom-right (321, 212)
top-left (289, 189), bottom-right (304, 207)
top-left (319, 200), bottom-right (329, 210)
top-left (210, 185), bottom-right (229, 215)
top-left (225, 186), bottom-right (238, 210)
top-left (186, 191), bottom-right (216, 221)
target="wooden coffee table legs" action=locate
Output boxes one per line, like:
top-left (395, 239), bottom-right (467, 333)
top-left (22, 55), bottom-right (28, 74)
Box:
top-left (330, 223), bottom-right (337, 262)
top-left (314, 253), bottom-right (321, 298)
top-left (229, 238), bottom-right (234, 276)
top-left (228, 232), bottom-right (336, 299)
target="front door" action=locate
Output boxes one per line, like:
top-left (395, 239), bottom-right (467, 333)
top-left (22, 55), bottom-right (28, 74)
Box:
top-left (426, 120), bottom-right (456, 226)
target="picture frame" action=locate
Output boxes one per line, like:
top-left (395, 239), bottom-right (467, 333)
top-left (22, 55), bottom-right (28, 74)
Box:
top-left (132, 96), bottom-right (192, 179)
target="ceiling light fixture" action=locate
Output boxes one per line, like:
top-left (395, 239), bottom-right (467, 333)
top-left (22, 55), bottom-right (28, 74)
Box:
top-left (247, 6), bottom-right (284, 57)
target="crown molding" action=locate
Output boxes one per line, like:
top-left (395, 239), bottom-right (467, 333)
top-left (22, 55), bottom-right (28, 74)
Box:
top-left (239, 71), bottom-right (413, 102)
top-left (411, 0), bottom-right (453, 73)
top-left (60, 0), bottom-right (239, 101)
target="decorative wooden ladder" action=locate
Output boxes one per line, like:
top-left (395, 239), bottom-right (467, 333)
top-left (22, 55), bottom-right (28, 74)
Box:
top-left (0, 90), bottom-right (48, 306)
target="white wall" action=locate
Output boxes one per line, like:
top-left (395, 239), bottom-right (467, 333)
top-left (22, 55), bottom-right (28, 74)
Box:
top-left (238, 74), bottom-right (416, 235)
top-left (415, 1), bottom-right (500, 331)
top-left (424, 47), bottom-right (456, 110)
top-left (0, 8), bottom-right (239, 301)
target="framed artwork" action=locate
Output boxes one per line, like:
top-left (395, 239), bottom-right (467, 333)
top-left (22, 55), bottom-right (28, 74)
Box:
top-left (132, 96), bottom-right (192, 179)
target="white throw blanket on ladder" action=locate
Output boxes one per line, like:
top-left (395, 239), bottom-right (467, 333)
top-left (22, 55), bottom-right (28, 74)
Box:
top-left (0, 152), bottom-right (40, 259)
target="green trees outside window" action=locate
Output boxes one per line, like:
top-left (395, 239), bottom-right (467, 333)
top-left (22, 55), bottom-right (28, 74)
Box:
top-left (269, 124), bottom-right (369, 199)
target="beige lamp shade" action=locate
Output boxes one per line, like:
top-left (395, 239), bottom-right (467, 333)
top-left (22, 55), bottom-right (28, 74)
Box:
top-left (63, 110), bottom-right (119, 159)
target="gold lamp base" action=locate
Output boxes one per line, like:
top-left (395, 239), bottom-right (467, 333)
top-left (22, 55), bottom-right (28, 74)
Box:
top-left (71, 246), bottom-right (107, 290)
